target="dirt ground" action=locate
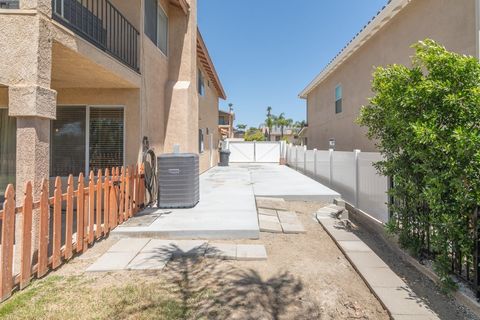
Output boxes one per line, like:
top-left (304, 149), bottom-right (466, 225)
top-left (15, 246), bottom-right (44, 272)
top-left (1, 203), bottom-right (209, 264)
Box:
top-left (0, 201), bottom-right (389, 320)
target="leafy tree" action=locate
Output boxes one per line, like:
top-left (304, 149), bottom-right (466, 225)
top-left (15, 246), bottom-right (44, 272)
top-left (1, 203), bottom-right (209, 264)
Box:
top-left (244, 128), bottom-right (266, 141)
top-left (358, 39), bottom-right (480, 290)
top-left (236, 124), bottom-right (247, 132)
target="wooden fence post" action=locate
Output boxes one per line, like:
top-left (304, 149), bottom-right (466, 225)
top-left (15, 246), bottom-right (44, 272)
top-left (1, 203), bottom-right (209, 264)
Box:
top-left (96, 169), bottom-right (103, 238)
top-left (0, 185), bottom-right (15, 301)
top-left (38, 180), bottom-right (49, 278)
top-left (65, 175), bottom-right (74, 260)
top-left (119, 167), bottom-right (125, 224)
top-left (52, 177), bottom-right (62, 269)
top-left (125, 166), bottom-right (130, 219)
top-left (77, 173), bottom-right (85, 253)
top-left (20, 182), bottom-right (33, 289)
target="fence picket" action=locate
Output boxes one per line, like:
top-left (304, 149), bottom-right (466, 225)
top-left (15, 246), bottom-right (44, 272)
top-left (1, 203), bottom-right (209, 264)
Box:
top-left (52, 177), bottom-right (62, 269)
top-left (88, 171), bottom-right (95, 244)
top-left (38, 180), bottom-right (49, 278)
top-left (65, 175), bottom-right (74, 260)
top-left (0, 185), bottom-right (15, 301)
top-left (125, 166), bottom-right (131, 218)
top-left (119, 167), bottom-right (125, 224)
top-left (104, 169), bottom-right (110, 232)
top-left (96, 169), bottom-right (103, 238)
top-left (77, 173), bottom-right (85, 253)
top-left (20, 182), bottom-right (33, 289)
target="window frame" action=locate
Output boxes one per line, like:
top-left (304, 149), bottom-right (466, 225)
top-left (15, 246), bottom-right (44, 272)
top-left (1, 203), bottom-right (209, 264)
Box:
top-left (0, 105), bottom-right (16, 205)
top-left (198, 69), bottom-right (205, 96)
top-left (335, 84), bottom-right (343, 114)
top-left (52, 105), bottom-right (126, 177)
top-left (156, 3), bottom-right (169, 56)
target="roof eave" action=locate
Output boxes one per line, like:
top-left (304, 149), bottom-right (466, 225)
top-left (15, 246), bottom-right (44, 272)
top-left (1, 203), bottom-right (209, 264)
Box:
top-left (298, 0), bottom-right (412, 99)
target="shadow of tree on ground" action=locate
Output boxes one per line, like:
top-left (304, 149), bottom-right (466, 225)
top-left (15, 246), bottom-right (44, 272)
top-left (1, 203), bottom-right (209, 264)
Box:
top-left (141, 244), bottom-right (322, 320)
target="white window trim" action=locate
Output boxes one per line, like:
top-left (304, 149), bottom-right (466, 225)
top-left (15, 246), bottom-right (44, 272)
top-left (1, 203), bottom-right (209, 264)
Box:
top-left (56, 105), bottom-right (126, 175)
top-left (156, 2), bottom-right (169, 58)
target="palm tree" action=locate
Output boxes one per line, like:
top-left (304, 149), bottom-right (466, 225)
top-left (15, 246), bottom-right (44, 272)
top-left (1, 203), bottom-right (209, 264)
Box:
top-left (236, 124), bottom-right (247, 132)
top-left (265, 106), bottom-right (274, 141)
top-left (275, 113), bottom-right (293, 138)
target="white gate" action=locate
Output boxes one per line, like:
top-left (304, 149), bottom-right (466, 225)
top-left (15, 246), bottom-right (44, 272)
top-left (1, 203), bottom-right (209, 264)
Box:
top-left (227, 141), bottom-right (282, 163)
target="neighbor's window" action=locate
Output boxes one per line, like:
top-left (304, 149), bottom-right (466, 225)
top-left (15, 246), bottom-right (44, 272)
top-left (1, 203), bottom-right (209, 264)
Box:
top-left (51, 106), bottom-right (124, 177)
top-left (145, 0), bottom-right (168, 56)
top-left (0, 1), bottom-right (19, 9)
top-left (335, 85), bottom-right (342, 114)
top-left (198, 69), bottom-right (205, 96)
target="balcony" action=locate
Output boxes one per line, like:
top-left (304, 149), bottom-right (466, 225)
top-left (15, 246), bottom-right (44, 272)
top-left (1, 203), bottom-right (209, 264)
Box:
top-left (52, 0), bottom-right (140, 72)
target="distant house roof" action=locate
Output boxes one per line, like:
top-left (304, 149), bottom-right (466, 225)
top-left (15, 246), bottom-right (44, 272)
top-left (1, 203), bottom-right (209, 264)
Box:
top-left (299, 0), bottom-right (412, 99)
top-left (197, 29), bottom-right (227, 100)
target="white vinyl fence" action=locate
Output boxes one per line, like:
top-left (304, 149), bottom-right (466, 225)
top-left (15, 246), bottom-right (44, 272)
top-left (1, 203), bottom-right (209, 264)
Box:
top-left (286, 144), bottom-right (389, 223)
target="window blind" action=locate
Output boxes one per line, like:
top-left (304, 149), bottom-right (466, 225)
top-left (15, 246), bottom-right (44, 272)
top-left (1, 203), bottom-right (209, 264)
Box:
top-left (89, 107), bottom-right (124, 173)
top-left (50, 107), bottom-right (86, 177)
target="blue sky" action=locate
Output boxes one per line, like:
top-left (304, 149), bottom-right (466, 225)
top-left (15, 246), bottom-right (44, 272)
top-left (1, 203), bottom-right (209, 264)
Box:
top-left (198, 0), bottom-right (388, 128)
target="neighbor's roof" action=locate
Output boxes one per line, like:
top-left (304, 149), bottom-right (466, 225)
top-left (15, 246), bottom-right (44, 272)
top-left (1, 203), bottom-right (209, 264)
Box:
top-left (298, 0), bottom-right (412, 99)
top-left (197, 29), bottom-right (227, 100)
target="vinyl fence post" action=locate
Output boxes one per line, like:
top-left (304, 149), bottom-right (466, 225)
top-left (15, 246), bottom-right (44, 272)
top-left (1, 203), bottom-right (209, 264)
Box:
top-left (329, 148), bottom-right (333, 187)
top-left (354, 149), bottom-right (361, 208)
top-left (313, 148), bottom-right (318, 178)
top-left (295, 146), bottom-right (299, 171)
top-left (303, 146), bottom-right (307, 173)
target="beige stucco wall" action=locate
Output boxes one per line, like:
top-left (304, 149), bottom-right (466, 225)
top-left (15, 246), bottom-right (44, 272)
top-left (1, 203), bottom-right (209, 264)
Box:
top-left (306, 0), bottom-right (476, 152)
top-left (198, 64), bottom-right (220, 173)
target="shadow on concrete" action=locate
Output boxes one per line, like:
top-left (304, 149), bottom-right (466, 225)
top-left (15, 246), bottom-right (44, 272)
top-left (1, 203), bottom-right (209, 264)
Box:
top-left (142, 243), bottom-right (321, 320)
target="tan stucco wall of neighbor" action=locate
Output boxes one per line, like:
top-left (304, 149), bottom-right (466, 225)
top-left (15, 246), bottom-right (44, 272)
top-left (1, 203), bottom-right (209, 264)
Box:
top-left (305, 0), bottom-right (476, 152)
top-left (198, 64), bottom-right (221, 173)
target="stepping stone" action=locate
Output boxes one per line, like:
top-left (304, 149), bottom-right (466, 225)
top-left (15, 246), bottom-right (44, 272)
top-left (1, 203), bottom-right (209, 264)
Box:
top-left (357, 267), bottom-right (406, 288)
top-left (108, 238), bottom-right (150, 253)
top-left (326, 204), bottom-right (345, 213)
top-left (236, 244), bottom-right (267, 261)
top-left (281, 223), bottom-right (306, 234)
top-left (259, 220), bottom-right (283, 233)
top-left (258, 208), bottom-right (277, 216)
top-left (256, 197), bottom-right (288, 210)
top-left (324, 227), bottom-right (359, 241)
top-left (277, 211), bottom-right (300, 224)
top-left (86, 252), bottom-right (137, 272)
top-left (347, 251), bottom-right (389, 269)
top-left (259, 214), bottom-right (280, 223)
top-left (205, 243), bottom-right (237, 260)
top-left (127, 251), bottom-right (171, 270)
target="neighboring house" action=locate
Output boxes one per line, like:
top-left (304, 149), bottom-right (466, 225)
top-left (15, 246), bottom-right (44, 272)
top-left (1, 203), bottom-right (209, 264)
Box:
top-left (299, 0), bottom-right (477, 152)
top-left (260, 125), bottom-right (298, 143)
top-left (218, 109), bottom-right (235, 140)
top-left (0, 0), bottom-right (225, 204)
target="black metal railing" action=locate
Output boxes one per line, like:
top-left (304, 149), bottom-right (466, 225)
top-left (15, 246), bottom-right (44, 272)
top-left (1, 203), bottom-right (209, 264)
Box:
top-left (52, 0), bottom-right (140, 72)
top-left (0, 0), bottom-right (19, 8)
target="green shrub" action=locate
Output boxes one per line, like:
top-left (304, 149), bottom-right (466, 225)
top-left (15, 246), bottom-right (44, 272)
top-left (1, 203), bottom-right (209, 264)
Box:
top-left (244, 129), bottom-right (266, 141)
top-left (358, 39), bottom-right (480, 290)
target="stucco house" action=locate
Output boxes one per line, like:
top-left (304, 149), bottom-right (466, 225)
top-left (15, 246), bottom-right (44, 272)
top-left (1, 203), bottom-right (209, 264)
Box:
top-left (299, 0), bottom-right (478, 152)
top-left (0, 0), bottom-right (226, 204)
top-left (218, 109), bottom-right (234, 140)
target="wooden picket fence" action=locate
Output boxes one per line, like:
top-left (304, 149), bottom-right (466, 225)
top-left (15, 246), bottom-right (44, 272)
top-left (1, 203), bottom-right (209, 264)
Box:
top-left (0, 165), bottom-right (146, 302)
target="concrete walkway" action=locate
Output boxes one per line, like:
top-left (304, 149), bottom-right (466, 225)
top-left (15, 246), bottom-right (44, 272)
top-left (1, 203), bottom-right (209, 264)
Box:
top-left (316, 208), bottom-right (439, 320)
top-left (112, 164), bottom-right (339, 240)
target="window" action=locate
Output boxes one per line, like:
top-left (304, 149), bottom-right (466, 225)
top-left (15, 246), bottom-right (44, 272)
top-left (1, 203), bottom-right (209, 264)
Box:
top-left (0, 109), bottom-right (16, 205)
top-left (198, 69), bottom-right (205, 96)
top-left (199, 129), bottom-right (205, 153)
top-left (51, 106), bottom-right (124, 177)
top-left (335, 85), bottom-right (342, 114)
top-left (145, 0), bottom-right (168, 55)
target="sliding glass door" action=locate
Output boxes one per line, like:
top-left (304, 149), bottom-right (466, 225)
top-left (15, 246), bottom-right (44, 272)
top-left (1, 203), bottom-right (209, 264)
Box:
top-left (0, 109), bottom-right (16, 203)
top-left (50, 106), bottom-right (124, 178)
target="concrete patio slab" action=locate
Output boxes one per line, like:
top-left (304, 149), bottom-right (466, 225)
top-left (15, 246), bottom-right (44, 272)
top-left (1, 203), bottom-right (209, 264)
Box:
top-left (256, 197), bottom-right (288, 211)
top-left (127, 252), bottom-right (171, 270)
top-left (205, 243), bottom-right (237, 260)
top-left (277, 211), bottom-right (300, 224)
top-left (86, 252), bottom-right (137, 272)
top-left (112, 164), bottom-right (337, 240)
top-left (236, 244), bottom-right (268, 261)
top-left (107, 238), bottom-right (150, 253)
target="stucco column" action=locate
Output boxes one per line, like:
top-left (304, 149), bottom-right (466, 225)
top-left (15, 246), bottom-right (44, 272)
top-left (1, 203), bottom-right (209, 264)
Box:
top-left (164, 0), bottom-right (199, 154)
top-left (9, 85), bottom-right (56, 259)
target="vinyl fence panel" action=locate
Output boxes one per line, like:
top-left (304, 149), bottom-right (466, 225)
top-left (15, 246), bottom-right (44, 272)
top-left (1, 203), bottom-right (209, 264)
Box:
top-left (331, 151), bottom-right (356, 205)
